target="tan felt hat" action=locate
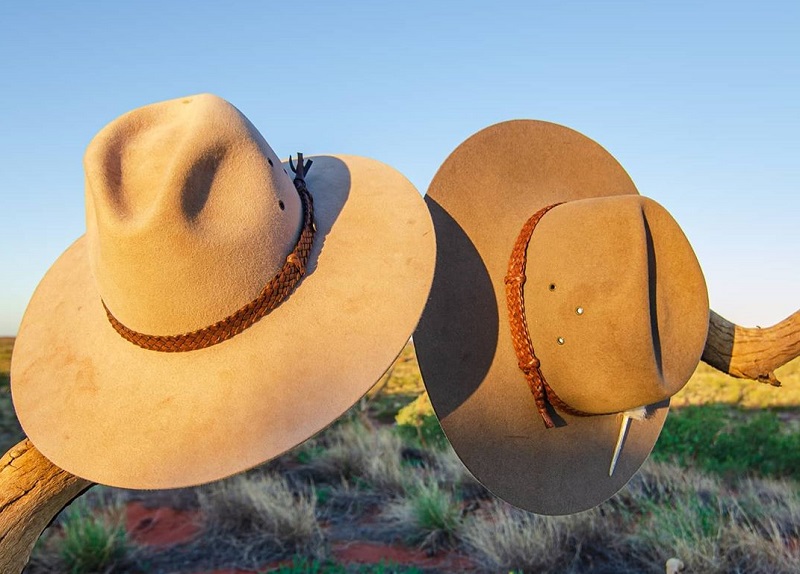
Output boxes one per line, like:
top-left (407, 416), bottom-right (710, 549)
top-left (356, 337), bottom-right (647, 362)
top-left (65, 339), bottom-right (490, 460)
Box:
top-left (414, 120), bottom-right (708, 515)
top-left (11, 94), bottom-right (435, 489)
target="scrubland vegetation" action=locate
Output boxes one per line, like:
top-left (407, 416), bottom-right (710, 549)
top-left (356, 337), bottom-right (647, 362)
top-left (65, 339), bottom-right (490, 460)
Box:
top-left (2, 339), bottom-right (799, 573)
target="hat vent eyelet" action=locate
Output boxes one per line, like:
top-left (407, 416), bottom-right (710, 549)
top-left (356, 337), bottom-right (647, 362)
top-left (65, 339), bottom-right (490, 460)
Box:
top-left (278, 200), bottom-right (285, 211)
top-left (557, 337), bottom-right (565, 345)
top-left (576, 307), bottom-right (584, 315)
top-left (267, 158), bottom-right (273, 167)
top-left (549, 283), bottom-right (556, 291)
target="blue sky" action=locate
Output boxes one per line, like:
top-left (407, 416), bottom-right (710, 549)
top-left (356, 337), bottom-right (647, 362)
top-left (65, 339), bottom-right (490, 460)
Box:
top-left (1, 1), bottom-right (797, 336)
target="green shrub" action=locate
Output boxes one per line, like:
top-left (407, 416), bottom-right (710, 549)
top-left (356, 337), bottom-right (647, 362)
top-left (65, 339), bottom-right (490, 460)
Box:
top-left (385, 479), bottom-right (462, 551)
top-left (410, 481), bottom-right (461, 536)
top-left (394, 392), bottom-right (448, 449)
top-left (652, 405), bottom-right (800, 478)
top-left (58, 500), bottom-right (130, 574)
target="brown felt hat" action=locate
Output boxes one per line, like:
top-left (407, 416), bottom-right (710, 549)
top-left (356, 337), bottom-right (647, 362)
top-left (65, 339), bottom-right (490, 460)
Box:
top-left (11, 94), bottom-right (435, 489)
top-left (414, 120), bottom-right (709, 515)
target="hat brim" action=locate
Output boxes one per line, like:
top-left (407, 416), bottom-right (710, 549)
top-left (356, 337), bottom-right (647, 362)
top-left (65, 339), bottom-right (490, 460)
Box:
top-left (414, 120), bottom-right (669, 515)
top-left (12, 155), bottom-right (435, 489)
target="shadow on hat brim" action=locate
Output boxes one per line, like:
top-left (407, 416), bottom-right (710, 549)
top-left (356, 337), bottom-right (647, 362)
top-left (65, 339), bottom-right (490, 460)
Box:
top-left (12, 155), bottom-right (435, 489)
top-left (414, 120), bottom-right (672, 515)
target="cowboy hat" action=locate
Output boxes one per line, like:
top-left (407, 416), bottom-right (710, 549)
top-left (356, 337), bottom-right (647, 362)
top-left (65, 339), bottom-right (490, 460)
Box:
top-left (11, 94), bottom-right (436, 489)
top-left (414, 120), bottom-right (708, 515)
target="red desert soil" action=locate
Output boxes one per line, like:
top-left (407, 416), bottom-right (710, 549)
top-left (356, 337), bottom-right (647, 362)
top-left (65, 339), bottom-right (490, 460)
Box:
top-left (332, 541), bottom-right (478, 571)
top-left (126, 501), bottom-right (203, 547)
top-left (125, 501), bottom-right (480, 573)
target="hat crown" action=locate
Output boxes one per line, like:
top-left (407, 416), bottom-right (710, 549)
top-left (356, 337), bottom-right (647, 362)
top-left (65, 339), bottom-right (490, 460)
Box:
top-left (84, 94), bottom-right (303, 335)
top-left (525, 195), bottom-right (709, 414)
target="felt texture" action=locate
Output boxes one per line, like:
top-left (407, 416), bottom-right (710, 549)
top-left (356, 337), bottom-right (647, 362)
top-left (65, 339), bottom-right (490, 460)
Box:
top-left (84, 94), bottom-right (301, 334)
top-left (526, 196), bottom-right (708, 414)
top-left (11, 95), bottom-right (436, 489)
top-left (414, 120), bottom-right (708, 515)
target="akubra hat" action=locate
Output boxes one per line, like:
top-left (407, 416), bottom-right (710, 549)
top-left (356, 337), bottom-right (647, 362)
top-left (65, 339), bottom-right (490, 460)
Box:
top-left (414, 120), bottom-right (709, 515)
top-left (11, 94), bottom-right (435, 489)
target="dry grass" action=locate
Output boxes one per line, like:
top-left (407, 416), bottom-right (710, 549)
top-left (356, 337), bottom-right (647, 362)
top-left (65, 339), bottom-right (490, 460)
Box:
top-left (427, 444), bottom-right (476, 491)
top-left (630, 489), bottom-right (800, 573)
top-left (459, 458), bottom-right (800, 574)
top-left (462, 503), bottom-right (614, 573)
top-left (196, 473), bottom-right (324, 560)
top-left (623, 461), bottom-right (800, 573)
top-left (301, 420), bottom-right (411, 494)
top-left (613, 457), bottom-right (722, 511)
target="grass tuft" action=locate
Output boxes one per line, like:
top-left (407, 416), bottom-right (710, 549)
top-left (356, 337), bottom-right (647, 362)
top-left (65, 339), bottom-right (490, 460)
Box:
top-left (384, 478), bottom-right (462, 552)
top-left (462, 502), bottom-right (611, 573)
top-left (197, 473), bottom-right (323, 559)
top-left (306, 421), bottom-right (410, 494)
top-left (29, 496), bottom-right (133, 574)
top-left (61, 501), bottom-right (129, 574)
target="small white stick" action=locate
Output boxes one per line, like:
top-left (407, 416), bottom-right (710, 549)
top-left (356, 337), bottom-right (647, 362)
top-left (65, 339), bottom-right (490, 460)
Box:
top-left (608, 413), bottom-right (631, 477)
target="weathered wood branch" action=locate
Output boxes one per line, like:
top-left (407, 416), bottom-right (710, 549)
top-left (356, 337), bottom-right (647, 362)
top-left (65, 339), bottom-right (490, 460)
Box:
top-left (0, 439), bottom-right (92, 573)
top-left (701, 309), bottom-right (800, 386)
top-left (0, 309), bottom-right (798, 572)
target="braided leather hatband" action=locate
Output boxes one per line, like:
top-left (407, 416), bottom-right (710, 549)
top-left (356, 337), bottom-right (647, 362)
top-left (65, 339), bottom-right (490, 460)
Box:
top-left (504, 202), bottom-right (594, 428)
top-left (103, 167), bottom-right (315, 353)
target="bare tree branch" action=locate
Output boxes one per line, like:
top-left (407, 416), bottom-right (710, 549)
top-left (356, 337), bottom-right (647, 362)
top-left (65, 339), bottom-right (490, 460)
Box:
top-left (0, 439), bottom-right (92, 573)
top-left (702, 309), bottom-right (800, 387)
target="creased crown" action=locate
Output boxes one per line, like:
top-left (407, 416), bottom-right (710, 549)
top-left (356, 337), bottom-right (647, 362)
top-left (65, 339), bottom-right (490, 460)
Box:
top-left (524, 196), bottom-right (709, 414)
top-left (84, 94), bottom-right (303, 335)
